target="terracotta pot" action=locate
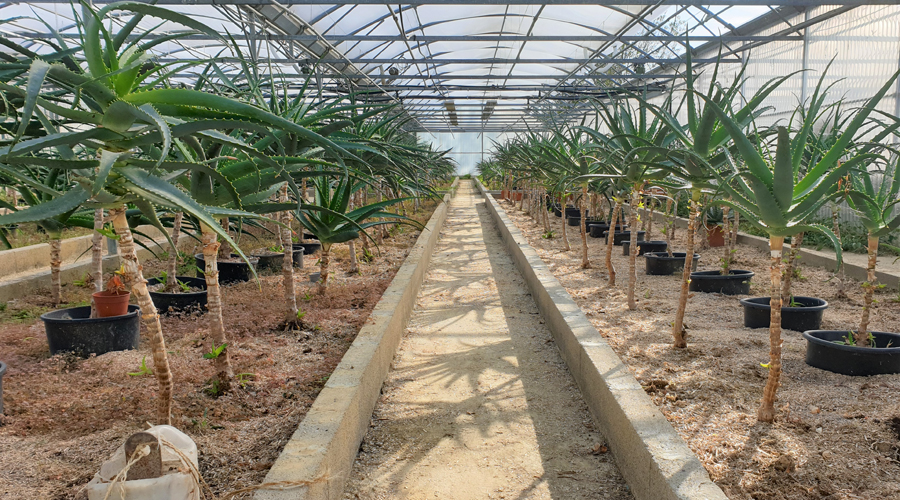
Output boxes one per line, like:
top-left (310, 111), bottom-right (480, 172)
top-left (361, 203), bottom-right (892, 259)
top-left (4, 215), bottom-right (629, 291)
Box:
top-left (706, 224), bottom-right (725, 247)
top-left (513, 191), bottom-right (523, 201)
top-left (501, 189), bottom-right (509, 200)
top-left (92, 291), bottom-right (131, 318)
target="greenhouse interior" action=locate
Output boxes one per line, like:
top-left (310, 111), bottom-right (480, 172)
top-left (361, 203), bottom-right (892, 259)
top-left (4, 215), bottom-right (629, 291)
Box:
top-left (1, 1), bottom-right (900, 499)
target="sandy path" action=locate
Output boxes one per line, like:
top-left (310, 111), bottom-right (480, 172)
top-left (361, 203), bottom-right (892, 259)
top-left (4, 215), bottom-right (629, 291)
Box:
top-left (343, 182), bottom-right (631, 500)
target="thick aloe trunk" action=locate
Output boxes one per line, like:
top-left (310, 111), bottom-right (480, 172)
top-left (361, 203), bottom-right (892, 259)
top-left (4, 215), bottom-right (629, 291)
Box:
top-left (280, 189), bottom-right (299, 322)
top-left (217, 217), bottom-right (231, 259)
top-left (90, 209), bottom-right (104, 317)
top-left (317, 244), bottom-right (332, 295)
top-left (646, 197), bottom-right (655, 241)
top-left (50, 237), bottom-right (62, 306)
top-left (627, 189), bottom-right (639, 310)
top-left (561, 193), bottom-right (571, 252)
top-left (856, 235), bottom-right (879, 345)
top-left (580, 185), bottom-right (590, 268)
top-left (665, 199), bottom-right (674, 257)
top-left (200, 224), bottom-right (234, 391)
top-left (164, 212), bottom-right (183, 292)
top-left (348, 191), bottom-right (359, 274)
top-left (781, 232), bottom-right (804, 302)
top-left (759, 236), bottom-right (785, 423)
top-left (606, 201), bottom-right (621, 286)
top-left (111, 207), bottom-right (173, 425)
top-left (300, 178), bottom-right (307, 244)
top-left (671, 197), bottom-right (699, 348)
top-left (832, 205), bottom-right (846, 298)
top-left (721, 207), bottom-right (731, 275)
top-left (540, 193), bottom-right (550, 233)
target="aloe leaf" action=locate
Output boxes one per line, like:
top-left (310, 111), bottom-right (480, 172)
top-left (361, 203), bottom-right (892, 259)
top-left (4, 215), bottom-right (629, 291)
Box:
top-left (16, 59), bottom-right (50, 142)
top-left (0, 185), bottom-right (90, 225)
top-left (772, 127), bottom-right (794, 212)
top-left (117, 167), bottom-right (256, 277)
top-left (798, 69), bottom-right (900, 194)
top-left (94, 149), bottom-right (124, 196)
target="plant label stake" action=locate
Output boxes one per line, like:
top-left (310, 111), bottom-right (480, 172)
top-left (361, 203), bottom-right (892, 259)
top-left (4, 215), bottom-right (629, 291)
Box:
top-left (124, 432), bottom-right (162, 481)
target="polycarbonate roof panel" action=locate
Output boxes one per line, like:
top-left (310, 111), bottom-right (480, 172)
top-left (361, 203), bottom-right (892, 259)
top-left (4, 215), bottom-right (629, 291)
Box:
top-left (0, 2), bottom-right (832, 132)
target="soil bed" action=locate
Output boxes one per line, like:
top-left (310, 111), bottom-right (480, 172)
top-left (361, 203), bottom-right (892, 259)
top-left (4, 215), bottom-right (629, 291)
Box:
top-left (0, 201), bottom-right (436, 499)
top-left (504, 201), bottom-right (900, 500)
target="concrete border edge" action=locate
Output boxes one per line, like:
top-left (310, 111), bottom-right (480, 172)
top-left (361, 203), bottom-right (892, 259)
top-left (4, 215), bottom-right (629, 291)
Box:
top-left (257, 177), bottom-right (459, 499)
top-left (648, 212), bottom-right (899, 290)
top-left (475, 179), bottom-right (728, 500)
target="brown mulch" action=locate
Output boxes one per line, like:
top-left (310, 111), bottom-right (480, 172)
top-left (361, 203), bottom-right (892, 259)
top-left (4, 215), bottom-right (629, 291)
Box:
top-left (0, 202), bottom-right (436, 500)
top-left (504, 202), bottom-right (900, 500)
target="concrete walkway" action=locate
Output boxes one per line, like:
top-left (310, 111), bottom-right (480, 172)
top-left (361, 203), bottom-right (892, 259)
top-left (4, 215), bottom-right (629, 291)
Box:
top-left (343, 181), bottom-right (630, 500)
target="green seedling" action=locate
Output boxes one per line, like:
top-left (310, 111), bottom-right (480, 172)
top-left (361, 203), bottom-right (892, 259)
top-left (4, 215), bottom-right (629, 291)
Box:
top-left (72, 273), bottom-right (90, 288)
top-left (268, 245), bottom-right (284, 253)
top-left (303, 292), bottom-right (312, 301)
top-left (361, 248), bottom-right (375, 263)
top-left (541, 230), bottom-right (555, 239)
top-left (237, 372), bottom-right (255, 389)
top-left (128, 356), bottom-right (153, 377)
top-left (296, 308), bottom-right (306, 320)
top-left (203, 342), bottom-right (228, 360)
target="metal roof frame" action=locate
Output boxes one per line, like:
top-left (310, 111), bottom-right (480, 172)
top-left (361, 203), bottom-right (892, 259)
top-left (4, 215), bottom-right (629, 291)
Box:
top-left (1, 1), bottom-right (872, 133)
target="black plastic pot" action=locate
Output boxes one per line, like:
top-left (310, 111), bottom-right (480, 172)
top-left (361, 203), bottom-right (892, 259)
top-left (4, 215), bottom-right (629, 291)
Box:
top-left (293, 242), bottom-right (319, 258)
top-left (567, 215), bottom-right (584, 227)
top-left (251, 251), bottom-right (283, 272)
top-left (309, 272), bottom-right (321, 283)
top-left (147, 277), bottom-right (207, 314)
top-left (622, 240), bottom-right (668, 256)
top-left (195, 254), bottom-right (259, 284)
top-left (564, 207), bottom-right (584, 218)
top-left (552, 206), bottom-right (562, 217)
top-left (802, 330), bottom-right (900, 376)
top-left (252, 247), bottom-right (305, 271)
top-left (602, 230), bottom-right (645, 246)
top-left (740, 296), bottom-right (827, 331)
top-left (588, 223), bottom-right (627, 238)
top-left (644, 252), bottom-right (700, 275)
top-left (0, 361), bottom-right (6, 414)
top-left (689, 270), bottom-right (754, 295)
top-left (41, 305), bottom-right (141, 357)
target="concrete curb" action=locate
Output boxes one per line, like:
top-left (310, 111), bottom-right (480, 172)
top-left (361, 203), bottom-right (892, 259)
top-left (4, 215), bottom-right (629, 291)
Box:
top-left (257, 178), bottom-right (459, 500)
top-left (649, 212), bottom-right (900, 290)
top-left (0, 226), bottom-right (178, 303)
top-left (475, 179), bottom-right (727, 500)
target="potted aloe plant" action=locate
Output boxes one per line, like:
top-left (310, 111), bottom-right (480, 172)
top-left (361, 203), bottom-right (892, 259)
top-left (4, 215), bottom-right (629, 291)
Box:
top-left (690, 202), bottom-right (755, 295)
top-left (705, 66), bottom-right (898, 422)
top-left (803, 155), bottom-right (900, 376)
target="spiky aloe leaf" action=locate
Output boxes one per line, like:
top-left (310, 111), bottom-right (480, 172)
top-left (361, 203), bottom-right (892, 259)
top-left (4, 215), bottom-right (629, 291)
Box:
top-left (95, 149), bottom-right (124, 196)
top-left (0, 185), bottom-right (90, 225)
top-left (116, 167), bottom-right (255, 278)
top-left (16, 59), bottom-right (50, 143)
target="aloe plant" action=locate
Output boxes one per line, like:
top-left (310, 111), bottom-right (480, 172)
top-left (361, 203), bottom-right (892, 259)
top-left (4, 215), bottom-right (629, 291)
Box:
top-left (0, 1), bottom-right (356, 423)
top-left (587, 97), bottom-right (674, 308)
top-left (298, 173), bottom-right (414, 295)
top-left (846, 157), bottom-right (900, 343)
top-left (704, 67), bottom-right (899, 423)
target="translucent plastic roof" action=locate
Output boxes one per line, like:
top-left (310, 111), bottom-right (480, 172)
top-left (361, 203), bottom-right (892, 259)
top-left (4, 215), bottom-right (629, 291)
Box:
top-left (2, 2), bottom-right (840, 133)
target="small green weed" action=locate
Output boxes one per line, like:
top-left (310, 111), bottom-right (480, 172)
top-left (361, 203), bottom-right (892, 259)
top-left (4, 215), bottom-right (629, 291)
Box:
top-left (128, 356), bottom-right (153, 377)
top-left (203, 342), bottom-right (228, 360)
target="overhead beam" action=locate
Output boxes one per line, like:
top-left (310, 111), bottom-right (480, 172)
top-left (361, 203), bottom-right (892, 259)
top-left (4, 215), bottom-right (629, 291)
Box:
top-left (17, 0), bottom-right (898, 5)
top-left (8, 33), bottom-right (804, 43)
top-left (315, 57), bottom-right (741, 65)
top-left (297, 73), bottom-right (680, 79)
